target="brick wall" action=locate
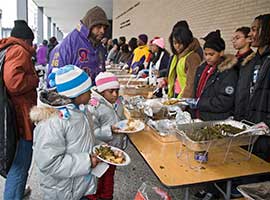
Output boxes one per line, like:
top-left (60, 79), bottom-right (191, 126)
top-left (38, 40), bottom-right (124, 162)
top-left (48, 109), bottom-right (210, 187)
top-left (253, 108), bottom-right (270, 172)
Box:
top-left (113, 0), bottom-right (270, 53)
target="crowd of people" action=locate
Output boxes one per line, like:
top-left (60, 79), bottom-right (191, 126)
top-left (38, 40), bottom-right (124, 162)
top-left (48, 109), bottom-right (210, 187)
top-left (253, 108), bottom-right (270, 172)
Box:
top-left (0, 3), bottom-right (270, 200)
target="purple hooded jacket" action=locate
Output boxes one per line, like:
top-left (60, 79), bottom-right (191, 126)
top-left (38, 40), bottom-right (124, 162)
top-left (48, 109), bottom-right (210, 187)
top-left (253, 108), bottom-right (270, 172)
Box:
top-left (37, 44), bottom-right (48, 65)
top-left (48, 22), bottom-right (106, 84)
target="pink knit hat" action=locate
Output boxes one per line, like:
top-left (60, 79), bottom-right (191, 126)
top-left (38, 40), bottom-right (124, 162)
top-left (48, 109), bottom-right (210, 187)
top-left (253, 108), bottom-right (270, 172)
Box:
top-left (152, 37), bottom-right (165, 49)
top-left (95, 72), bottom-right (120, 92)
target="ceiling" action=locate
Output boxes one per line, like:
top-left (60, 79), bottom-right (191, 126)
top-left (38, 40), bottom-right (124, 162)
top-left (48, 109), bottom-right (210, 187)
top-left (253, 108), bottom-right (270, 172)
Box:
top-left (32, 0), bottom-right (113, 34)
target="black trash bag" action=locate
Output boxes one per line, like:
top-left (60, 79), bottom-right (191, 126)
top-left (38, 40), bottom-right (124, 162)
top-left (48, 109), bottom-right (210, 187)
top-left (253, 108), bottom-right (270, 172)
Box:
top-left (0, 46), bottom-right (17, 178)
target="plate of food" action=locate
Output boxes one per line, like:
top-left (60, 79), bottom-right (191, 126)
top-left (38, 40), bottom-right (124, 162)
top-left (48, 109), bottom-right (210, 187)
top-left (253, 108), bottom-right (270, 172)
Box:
top-left (115, 119), bottom-right (145, 133)
top-left (162, 98), bottom-right (181, 106)
top-left (162, 98), bottom-right (189, 106)
top-left (93, 144), bottom-right (131, 166)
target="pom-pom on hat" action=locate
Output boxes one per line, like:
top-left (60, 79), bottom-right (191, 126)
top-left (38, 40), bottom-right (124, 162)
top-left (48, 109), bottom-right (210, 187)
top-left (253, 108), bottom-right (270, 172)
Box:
top-left (11, 20), bottom-right (34, 40)
top-left (95, 72), bottom-right (120, 93)
top-left (202, 30), bottom-right (225, 52)
top-left (48, 65), bottom-right (92, 98)
top-left (152, 37), bottom-right (165, 49)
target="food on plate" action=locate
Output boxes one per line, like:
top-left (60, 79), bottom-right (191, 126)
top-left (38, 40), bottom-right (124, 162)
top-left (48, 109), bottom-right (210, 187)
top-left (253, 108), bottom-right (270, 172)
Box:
top-left (151, 107), bottom-right (176, 120)
top-left (95, 145), bottom-right (125, 164)
top-left (162, 99), bottom-right (180, 105)
top-left (123, 119), bottom-right (140, 131)
top-left (187, 124), bottom-right (246, 141)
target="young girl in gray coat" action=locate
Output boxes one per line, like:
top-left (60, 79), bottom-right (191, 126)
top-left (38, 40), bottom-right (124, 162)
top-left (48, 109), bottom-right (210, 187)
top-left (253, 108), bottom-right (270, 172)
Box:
top-left (30, 65), bottom-right (99, 200)
top-left (87, 72), bottom-right (127, 200)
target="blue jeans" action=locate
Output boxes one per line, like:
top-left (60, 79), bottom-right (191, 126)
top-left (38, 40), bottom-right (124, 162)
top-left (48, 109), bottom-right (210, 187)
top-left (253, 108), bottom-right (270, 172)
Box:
top-left (4, 138), bottom-right (33, 200)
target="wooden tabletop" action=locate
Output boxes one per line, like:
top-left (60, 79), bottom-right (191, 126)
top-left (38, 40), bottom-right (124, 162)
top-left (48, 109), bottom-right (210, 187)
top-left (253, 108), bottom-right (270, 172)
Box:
top-left (128, 126), bottom-right (270, 188)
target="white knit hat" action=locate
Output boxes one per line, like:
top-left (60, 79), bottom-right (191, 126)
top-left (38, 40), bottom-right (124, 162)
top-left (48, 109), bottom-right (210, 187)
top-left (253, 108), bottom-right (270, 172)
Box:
top-left (95, 72), bottom-right (120, 93)
top-left (49, 65), bottom-right (92, 98)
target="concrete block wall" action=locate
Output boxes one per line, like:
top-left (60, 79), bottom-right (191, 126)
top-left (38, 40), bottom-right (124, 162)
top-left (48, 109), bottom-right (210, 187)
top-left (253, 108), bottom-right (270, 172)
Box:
top-left (113, 0), bottom-right (270, 53)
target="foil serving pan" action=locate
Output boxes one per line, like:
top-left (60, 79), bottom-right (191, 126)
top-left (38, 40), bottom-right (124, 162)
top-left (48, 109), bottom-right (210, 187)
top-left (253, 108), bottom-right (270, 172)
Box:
top-left (147, 120), bottom-right (179, 143)
top-left (147, 119), bottom-right (177, 137)
top-left (175, 120), bottom-right (261, 151)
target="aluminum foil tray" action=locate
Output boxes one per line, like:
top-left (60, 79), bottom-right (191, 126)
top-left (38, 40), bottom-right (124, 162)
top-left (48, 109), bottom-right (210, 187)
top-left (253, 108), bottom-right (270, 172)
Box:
top-left (147, 125), bottom-right (179, 143)
top-left (175, 120), bottom-right (260, 151)
top-left (147, 119), bottom-right (177, 137)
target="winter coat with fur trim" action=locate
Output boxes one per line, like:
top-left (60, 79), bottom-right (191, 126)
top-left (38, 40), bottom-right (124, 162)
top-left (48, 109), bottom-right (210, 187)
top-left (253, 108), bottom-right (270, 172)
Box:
top-left (30, 90), bottom-right (97, 200)
top-left (89, 89), bottom-right (127, 149)
top-left (235, 47), bottom-right (270, 125)
top-left (234, 50), bottom-right (256, 121)
top-left (193, 55), bottom-right (238, 120)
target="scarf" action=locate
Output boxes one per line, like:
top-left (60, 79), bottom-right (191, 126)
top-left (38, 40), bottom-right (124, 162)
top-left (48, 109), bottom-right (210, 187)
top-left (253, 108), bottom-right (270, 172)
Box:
top-left (196, 64), bottom-right (216, 98)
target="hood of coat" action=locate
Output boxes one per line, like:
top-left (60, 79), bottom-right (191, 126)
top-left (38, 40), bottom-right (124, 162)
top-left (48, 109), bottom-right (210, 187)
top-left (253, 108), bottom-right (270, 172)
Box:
top-left (241, 51), bottom-right (256, 66)
top-left (30, 90), bottom-right (73, 123)
top-left (217, 54), bottom-right (238, 72)
top-left (0, 37), bottom-right (35, 55)
top-left (90, 88), bottom-right (114, 109)
top-left (81, 6), bottom-right (109, 31)
top-left (179, 38), bottom-right (201, 58)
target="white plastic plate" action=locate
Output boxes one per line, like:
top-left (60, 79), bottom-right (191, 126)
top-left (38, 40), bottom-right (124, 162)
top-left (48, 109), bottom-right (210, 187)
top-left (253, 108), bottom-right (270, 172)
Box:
top-left (93, 145), bottom-right (131, 166)
top-left (115, 119), bottom-right (145, 133)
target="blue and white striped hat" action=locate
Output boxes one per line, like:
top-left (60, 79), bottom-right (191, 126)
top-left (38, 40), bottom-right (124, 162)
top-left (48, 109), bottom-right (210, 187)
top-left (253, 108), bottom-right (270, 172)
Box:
top-left (49, 65), bottom-right (92, 98)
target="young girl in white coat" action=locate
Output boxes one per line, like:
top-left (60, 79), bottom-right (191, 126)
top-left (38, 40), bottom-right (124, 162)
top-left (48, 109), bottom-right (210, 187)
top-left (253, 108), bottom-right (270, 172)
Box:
top-left (87, 72), bottom-right (126, 200)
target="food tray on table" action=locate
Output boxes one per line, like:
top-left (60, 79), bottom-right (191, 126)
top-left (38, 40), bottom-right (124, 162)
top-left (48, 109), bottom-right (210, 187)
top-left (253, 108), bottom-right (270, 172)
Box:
top-left (120, 85), bottom-right (155, 98)
top-left (116, 74), bottom-right (134, 79)
top-left (143, 98), bottom-right (181, 120)
top-left (107, 69), bottom-right (128, 75)
top-left (147, 119), bottom-right (179, 143)
top-left (118, 78), bottom-right (147, 86)
top-left (124, 107), bottom-right (144, 119)
top-left (175, 119), bottom-right (262, 152)
top-left (161, 98), bottom-right (189, 107)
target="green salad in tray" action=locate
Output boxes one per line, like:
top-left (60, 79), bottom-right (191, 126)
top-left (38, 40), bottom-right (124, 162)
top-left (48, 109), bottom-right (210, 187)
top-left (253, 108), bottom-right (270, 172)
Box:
top-left (187, 124), bottom-right (246, 141)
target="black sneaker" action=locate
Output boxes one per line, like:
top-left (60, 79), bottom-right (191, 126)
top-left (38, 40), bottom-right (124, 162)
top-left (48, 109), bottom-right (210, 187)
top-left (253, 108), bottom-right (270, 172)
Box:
top-left (230, 186), bottom-right (242, 198)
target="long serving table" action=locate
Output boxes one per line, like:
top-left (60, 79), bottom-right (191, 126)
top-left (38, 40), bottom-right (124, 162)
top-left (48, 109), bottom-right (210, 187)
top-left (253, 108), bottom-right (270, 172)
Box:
top-left (128, 126), bottom-right (270, 200)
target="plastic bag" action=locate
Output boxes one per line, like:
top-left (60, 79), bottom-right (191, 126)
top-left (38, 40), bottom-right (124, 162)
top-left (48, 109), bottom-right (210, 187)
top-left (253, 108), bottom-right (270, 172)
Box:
top-left (237, 181), bottom-right (270, 200)
top-left (134, 182), bottom-right (172, 200)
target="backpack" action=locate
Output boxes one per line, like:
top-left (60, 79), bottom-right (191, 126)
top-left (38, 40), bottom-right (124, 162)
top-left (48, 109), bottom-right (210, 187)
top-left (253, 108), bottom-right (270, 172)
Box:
top-left (0, 45), bottom-right (17, 178)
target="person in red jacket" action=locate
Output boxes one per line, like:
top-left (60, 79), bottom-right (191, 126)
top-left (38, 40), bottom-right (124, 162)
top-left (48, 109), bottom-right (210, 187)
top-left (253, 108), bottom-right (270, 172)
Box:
top-left (0, 20), bottom-right (39, 200)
